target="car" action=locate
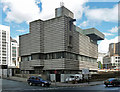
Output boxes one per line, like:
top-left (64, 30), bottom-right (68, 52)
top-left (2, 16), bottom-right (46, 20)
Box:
top-left (27, 76), bottom-right (51, 87)
top-left (104, 78), bottom-right (120, 87)
top-left (65, 74), bottom-right (82, 83)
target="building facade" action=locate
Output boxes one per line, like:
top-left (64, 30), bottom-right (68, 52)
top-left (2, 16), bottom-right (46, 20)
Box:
top-left (111, 56), bottom-right (120, 69)
top-left (0, 25), bottom-right (10, 68)
top-left (10, 37), bottom-right (19, 68)
top-left (103, 42), bottom-right (120, 69)
top-left (109, 42), bottom-right (120, 56)
top-left (19, 6), bottom-right (104, 75)
top-left (97, 53), bottom-right (106, 69)
top-left (103, 56), bottom-right (112, 69)
top-left (0, 25), bottom-right (20, 77)
top-left (97, 53), bottom-right (106, 64)
top-left (0, 25), bottom-right (10, 77)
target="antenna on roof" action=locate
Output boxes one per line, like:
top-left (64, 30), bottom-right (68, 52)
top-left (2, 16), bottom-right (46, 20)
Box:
top-left (60, 1), bottom-right (64, 7)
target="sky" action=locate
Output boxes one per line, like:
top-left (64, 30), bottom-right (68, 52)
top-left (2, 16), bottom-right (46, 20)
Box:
top-left (0, 0), bottom-right (120, 53)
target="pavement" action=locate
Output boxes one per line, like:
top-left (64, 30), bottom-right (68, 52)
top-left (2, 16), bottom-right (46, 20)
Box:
top-left (3, 76), bottom-right (104, 87)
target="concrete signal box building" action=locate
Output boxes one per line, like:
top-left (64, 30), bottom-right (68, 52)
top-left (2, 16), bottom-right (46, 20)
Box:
top-left (19, 6), bottom-right (104, 75)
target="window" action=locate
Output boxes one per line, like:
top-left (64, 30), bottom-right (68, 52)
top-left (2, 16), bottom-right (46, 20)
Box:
top-left (47, 54), bottom-right (49, 59)
top-left (111, 44), bottom-right (114, 48)
top-left (31, 54), bottom-right (39, 60)
top-left (78, 56), bottom-right (81, 61)
top-left (52, 53), bottom-right (55, 59)
top-left (83, 56), bottom-right (86, 61)
top-left (49, 53), bottom-right (52, 59)
top-left (23, 52), bottom-right (83, 60)
top-left (73, 54), bottom-right (76, 59)
top-left (69, 36), bottom-right (72, 44)
top-left (44, 54), bottom-right (47, 60)
top-left (67, 53), bottom-right (70, 59)
top-left (12, 54), bottom-right (16, 57)
top-left (12, 50), bottom-right (16, 53)
top-left (28, 56), bottom-right (31, 61)
top-left (21, 56), bottom-right (31, 61)
top-left (89, 58), bottom-right (92, 62)
top-left (39, 54), bottom-right (44, 59)
top-left (69, 22), bottom-right (72, 31)
top-left (21, 56), bottom-right (28, 61)
top-left (76, 55), bottom-right (78, 60)
top-left (12, 58), bottom-right (16, 61)
top-left (81, 56), bottom-right (83, 61)
top-left (44, 52), bottom-right (66, 60)
top-left (70, 53), bottom-right (72, 59)
top-left (12, 47), bottom-right (16, 50)
top-left (56, 52), bottom-right (62, 59)
top-left (62, 52), bottom-right (66, 58)
top-left (86, 57), bottom-right (89, 61)
top-left (112, 63), bottom-right (115, 66)
top-left (93, 59), bottom-right (96, 62)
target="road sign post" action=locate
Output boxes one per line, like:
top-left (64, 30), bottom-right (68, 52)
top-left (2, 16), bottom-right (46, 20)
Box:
top-left (54, 70), bottom-right (57, 87)
top-left (82, 68), bottom-right (90, 82)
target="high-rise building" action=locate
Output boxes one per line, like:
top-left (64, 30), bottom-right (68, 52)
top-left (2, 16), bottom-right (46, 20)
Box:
top-left (19, 6), bottom-right (104, 81)
top-left (103, 42), bottom-right (120, 70)
top-left (10, 37), bottom-right (19, 68)
top-left (0, 25), bottom-right (10, 68)
top-left (109, 42), bottom-right (120, 56)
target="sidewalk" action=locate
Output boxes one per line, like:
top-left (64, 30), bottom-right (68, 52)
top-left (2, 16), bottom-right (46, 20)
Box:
top-left (53, 81), bottom-right (104, 87)
top-left (4, 76), bottom-right (104, 87)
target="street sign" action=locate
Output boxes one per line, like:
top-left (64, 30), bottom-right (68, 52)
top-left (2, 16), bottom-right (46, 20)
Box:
top-left (82, 68), bottom-right (89, 74)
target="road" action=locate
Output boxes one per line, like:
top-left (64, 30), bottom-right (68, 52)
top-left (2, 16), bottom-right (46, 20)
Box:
top-left (1, 79), bottom-right (120, 92)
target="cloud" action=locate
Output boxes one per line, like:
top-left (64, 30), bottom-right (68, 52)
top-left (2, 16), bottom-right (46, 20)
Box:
top-left (98, 36), bottom-right (119, 53)
top-left (101, 26), bottom-right (118, 37)
top-left (80, 4), bottom-right (118, 28)
top-left (79, 19), bottom-right (101, 28)
top-left (103, 33), bottom-right (114, 36)
top-left (32, 0), bottom-right (88, 21)
top-left (16, 30), bottom-right (25, 32)
top-left (108, 26), bottom-right (118, 33)
top-left (1, 0), bottom-right (88, 23)
top-left (84, 4), bottom-right (118, 23)
top-left (1, 0), bottom-right (41, 23)
top-left (3, 5), bottom-right (8, 12)
top-left (79, 21), bottom-right (88, 27)
top-left (2, 0), bottom-right (118, 25)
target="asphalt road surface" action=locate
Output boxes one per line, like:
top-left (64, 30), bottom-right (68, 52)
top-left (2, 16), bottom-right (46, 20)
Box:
top-left (1, 79), bottom-right (120, 92)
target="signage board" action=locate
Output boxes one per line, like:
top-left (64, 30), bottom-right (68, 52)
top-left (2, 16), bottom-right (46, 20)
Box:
top-left (82, 68), bottom-right (89, 74)
top-left (54, 70), bottom-right (57, 74)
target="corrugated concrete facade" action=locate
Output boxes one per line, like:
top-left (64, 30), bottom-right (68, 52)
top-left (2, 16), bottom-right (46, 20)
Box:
top-left (19, 6), bottom-right (104, 74)
top-left (44, 17), bottom-right (65, 53)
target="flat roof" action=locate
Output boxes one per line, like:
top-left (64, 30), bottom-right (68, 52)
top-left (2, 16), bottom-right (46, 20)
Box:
top-left (83, 28), bottom-right (104, 40)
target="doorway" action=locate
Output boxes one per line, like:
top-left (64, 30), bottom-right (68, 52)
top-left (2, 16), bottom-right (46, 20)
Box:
top-left (56, 74), bottom-right (60, 82)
